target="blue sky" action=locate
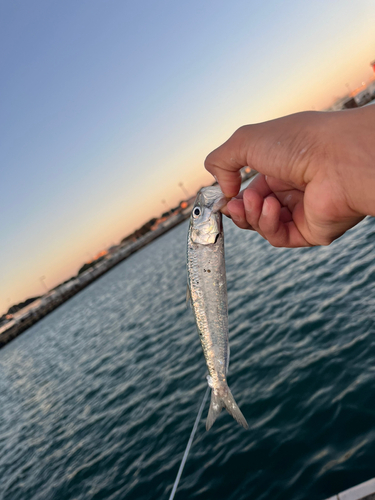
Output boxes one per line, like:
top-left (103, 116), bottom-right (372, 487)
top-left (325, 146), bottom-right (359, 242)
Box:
top-left (1, 0), bottom-right (374, 313)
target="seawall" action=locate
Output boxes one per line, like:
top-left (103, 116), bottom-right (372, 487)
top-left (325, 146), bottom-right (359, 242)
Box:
top-left (0, 209), bottom-right (191, 349)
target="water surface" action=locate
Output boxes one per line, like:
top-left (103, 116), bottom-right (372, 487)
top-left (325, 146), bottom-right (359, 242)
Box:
top-left (1, 216), bottom-right (375, 500)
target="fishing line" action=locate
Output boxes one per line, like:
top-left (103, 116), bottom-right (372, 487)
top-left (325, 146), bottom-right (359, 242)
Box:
top-left (168, 386), bottom-right (210, 500)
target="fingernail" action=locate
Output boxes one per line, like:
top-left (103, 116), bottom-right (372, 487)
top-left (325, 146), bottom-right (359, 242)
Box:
top-left (262, 199), bottom-right (269, 216)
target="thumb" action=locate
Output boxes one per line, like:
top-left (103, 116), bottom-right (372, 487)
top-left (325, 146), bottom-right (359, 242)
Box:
top-left (205, 111), bottom-right (323, 198)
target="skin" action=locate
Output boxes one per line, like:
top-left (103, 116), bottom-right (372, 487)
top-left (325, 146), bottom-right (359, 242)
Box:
top-left (204, 105), bottom-right (375, 247)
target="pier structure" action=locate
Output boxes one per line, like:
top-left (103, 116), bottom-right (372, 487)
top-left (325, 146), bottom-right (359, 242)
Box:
top-left (325, 477), bottom-right (375, 500)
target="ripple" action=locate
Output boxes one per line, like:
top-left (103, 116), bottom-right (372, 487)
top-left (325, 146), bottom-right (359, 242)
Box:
top-left (1, 218), bottom-right (375, 500)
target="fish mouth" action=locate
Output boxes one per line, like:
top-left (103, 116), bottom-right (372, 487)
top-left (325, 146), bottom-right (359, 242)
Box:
top-left (213, 233), bottom-right (220, 244)
top-left (199, 186), bottom-right (226, 213)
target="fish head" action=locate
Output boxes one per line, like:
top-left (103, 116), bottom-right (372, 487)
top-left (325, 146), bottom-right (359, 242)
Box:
top-left (189, 186), bottom-right (226, 245)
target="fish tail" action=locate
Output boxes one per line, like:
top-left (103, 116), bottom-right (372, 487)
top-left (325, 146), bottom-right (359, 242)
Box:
top-left (206, 386), bottom-right (248, 431)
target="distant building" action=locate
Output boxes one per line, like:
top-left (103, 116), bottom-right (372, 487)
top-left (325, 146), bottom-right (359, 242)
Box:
top-left (367, 80), bottom-right (375, 98)
top-left (342, 97), bottom-right (358, 109)
top-left (240, 166), bottom-right (252, 181)
top-left (107, 245), bottom-right (120, 255)
top-left (12, 299), bottom-right (42, 320)
top-left (150, 216), bottom-right (168, 231)
top-left (330, 79), bottom-right (375, 111)
top-left (356, 90), bottom-right (372, 107)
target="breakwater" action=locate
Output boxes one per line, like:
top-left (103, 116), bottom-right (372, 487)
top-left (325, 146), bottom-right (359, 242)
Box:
top-left (0, 208), bottom-right (191, 349)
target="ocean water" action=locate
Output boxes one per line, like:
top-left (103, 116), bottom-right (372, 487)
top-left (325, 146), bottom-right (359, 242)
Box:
top-left (1, 216), bottom-right (375, 500)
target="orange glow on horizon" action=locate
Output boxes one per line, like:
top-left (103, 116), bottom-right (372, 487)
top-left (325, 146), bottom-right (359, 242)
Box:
top-left (86, 249), bottom-right (108, 264)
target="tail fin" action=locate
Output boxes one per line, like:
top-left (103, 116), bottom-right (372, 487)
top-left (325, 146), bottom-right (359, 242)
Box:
top-left (206, 386), bottom-right (248, 431)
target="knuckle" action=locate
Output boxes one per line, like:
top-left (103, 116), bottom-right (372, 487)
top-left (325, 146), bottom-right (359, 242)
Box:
top-left (246, 216), bottom-right (259, 230)
top-left (271, 241), bottom-right (283, 248)
top-left (204, 153), bottom-right (215, 172)
top-left (264, 234), bottom-right (282, 247)
top-left (259, 217), bottom-right (277, 236)
top-left (234, 124), bottom-right (251, 138)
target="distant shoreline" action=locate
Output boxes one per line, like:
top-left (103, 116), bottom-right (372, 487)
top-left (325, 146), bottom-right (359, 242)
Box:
top-left (0, 206), bottom-right (193, 350)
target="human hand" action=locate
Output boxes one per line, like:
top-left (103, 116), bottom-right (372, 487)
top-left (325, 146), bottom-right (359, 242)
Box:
top-left (205, 106), bottom-right (375, 247)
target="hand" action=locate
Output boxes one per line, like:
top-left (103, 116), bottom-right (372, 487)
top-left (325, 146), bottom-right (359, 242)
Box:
top-left (205, 107), bottom-right (375, 247)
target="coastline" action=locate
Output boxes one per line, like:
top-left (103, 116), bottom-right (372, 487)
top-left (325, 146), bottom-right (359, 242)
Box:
top-left (0, 205), bottom-right (193, 350)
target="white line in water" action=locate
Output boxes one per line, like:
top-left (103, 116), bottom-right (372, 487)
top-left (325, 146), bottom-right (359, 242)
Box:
top-left (168, 386), bottom-right (210, 500)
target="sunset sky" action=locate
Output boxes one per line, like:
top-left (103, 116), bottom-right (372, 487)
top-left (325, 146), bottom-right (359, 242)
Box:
top-left (1, 0), bottom-right (374, 314)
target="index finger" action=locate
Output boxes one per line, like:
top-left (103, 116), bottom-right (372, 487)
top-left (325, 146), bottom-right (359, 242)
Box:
top-left (205, 126), bottom-right (250, 198)
top-left (205, 111), bottom-right (322, 199)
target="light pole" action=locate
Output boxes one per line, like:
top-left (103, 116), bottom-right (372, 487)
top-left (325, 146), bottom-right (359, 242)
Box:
top-left (161, 199), bottom-right (170, 212)
top-left (39, 276), bottom-right (48, 294)
top-left (178, 182), bottom-right (189, 199)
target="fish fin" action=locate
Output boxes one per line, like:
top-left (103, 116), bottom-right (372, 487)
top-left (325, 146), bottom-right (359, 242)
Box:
top-left (206, 386), bottom-right (248, 431)
top-left (186, 285), bottom-right (191, 308)
top-left (206, 390), bottom-right (224, 431)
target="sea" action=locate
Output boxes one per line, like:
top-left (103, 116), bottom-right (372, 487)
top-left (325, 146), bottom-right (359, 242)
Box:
top-left (1, 214), bottom-right (375, 500)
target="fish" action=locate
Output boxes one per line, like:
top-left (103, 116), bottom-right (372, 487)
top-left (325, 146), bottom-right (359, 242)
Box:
top-left (187, 185), bottom-right (248, 431)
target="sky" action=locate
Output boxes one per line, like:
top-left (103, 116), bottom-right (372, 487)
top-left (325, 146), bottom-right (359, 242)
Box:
top-left (1, 0), bottom-right (374, 314)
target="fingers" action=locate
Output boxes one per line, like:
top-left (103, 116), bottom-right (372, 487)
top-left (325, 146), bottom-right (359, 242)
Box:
top-left (205, 126), bottom-right (251, 198)
top-left (280, 207), bottom-right (293, 223)
top-left (250, 194), bottom-right (311, 247)
top-left (205, 111), bottom-right (321, 198)
top-left (226, 198), bottom-right (253, 230)
top-left (265, 175), bottom-right (305, 212)
top-left (226, 176), bottom-right (312, 247)
top-left (223, 173), bottom-right (268, 225)
top-left (226, 174), bottom-right (296, 227)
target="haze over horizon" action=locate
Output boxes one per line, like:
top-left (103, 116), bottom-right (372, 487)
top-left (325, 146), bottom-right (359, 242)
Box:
top-left (1, 0), bottom-right (374, 315)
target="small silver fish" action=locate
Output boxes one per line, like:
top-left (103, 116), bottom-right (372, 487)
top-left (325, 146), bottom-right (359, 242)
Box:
top-left (187, 185), bottom-right (248, 431)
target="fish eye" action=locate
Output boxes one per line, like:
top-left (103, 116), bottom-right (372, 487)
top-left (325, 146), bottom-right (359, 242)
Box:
top-left (193, 207), bottom-right (201, 218)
